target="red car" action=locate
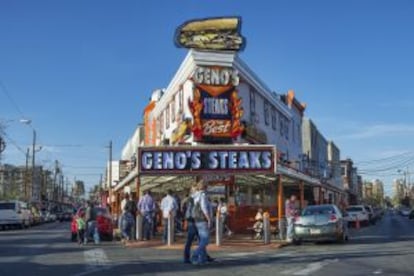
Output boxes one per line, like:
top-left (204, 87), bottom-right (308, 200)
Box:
top-left (71, 207), bottom-right (113, 241)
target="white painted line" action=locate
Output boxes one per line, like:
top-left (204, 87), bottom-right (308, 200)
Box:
top-left (373, 269), bottom-right (383, 274)
top-left (227, 251), bottom-right (265, 257)
top-left (281, 259), bottom-right (339, 276)
top-left (72, 248), bottom-right (112, 276)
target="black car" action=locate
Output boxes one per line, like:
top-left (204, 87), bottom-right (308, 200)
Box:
top-left (59, 211), bottom-right (73, 222)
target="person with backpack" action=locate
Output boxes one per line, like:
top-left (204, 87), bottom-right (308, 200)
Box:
top-left (183, 183), bottom-right (215, 264)
top-left (191, 180), bottom-right (213, 265)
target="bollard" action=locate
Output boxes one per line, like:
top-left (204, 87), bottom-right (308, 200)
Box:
top-left (216, 211), bottom-right (223, 246)
top-left (136, 213), bottom-right (143, 241)
top-left (278, 218), bottom-right (286, 241)
top-left (167, 214), bottom-right (175, 246)
top-left (263, 212), bottom-right (270, 244)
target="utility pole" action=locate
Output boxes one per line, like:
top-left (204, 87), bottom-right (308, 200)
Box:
top-left (25, 148), bottom-right (30, 201)
top-left (108, 140), bottom-right (113, 210)
top-left (53, 160), bottom-right (58, 202)
top-left (31, 129), bottom-right (36, 203)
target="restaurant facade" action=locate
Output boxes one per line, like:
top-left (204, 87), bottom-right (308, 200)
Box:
top-left (108, 17), bottom-right (347, 233)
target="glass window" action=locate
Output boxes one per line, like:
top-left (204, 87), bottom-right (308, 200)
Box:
top-left (171, 97), bottom-right (175, 123)
top-left (271, 107), bottom-right (276, 130)
top-left (165, 105), bottom-right (170, 129)
top-left (264, 100), bottom-right (270, 126)
top-left (249, 89), bottom-right (256, 122)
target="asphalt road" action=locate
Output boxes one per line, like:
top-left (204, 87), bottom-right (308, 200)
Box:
top-left (1, 211), bottom-right (413, 276)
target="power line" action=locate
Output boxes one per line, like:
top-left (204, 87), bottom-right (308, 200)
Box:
top-left (0, 79), bottom-right (26, 118)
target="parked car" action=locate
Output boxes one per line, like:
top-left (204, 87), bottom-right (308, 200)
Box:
top-left (364, 205), bottom-right (376, 225)
top-left (293, 204), bottom-right (349, 244)
top-left (345, 205), bottom-right (370, 226)
top-left (70, 207), bottom-right (113, 241)
top-left (59, 211), bottom-right (73, 222)
top-left (409, 209), bottom-right (414, 220)
top-left (400, 208), bottom-right (411, 217)
top-left (0, 200), bottom-right (32, 229)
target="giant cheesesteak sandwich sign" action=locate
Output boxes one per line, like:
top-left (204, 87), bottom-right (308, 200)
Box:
top-left (175, 16), bottom-right (246, 142)
top-left (138, 146), bottom-right (276, 175)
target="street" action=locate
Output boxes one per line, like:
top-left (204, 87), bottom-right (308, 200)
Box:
top-left (1, 212), bottom-right (413, 276)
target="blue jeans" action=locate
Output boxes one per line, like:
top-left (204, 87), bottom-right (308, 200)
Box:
top-left (162, 218), bottom-right (169, 243)
top-left (142, 212), bottom-right (153, 240)
top-left (286, 217), bottom-right (294, 240)
top-left (121, 214), bottom-right (132, 240)
top-left (84, 221), bottom-right (97, 243)
top-left (184, 220), bottom-right (198, 262)
top-left (192, 221), bottom-right (209, 264)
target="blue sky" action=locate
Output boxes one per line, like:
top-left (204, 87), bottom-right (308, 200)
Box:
top-left (1, 0), bottom-right (414, 195)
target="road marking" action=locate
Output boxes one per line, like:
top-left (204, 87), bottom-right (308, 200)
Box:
top-left (227, 251), bottom-right (265, 257)
top-left (281, 259), bottom-right (339, 275)
top-left (72, 248), bottom-right (112, 276)
top-left (373, 269), bottom-right (383, 274)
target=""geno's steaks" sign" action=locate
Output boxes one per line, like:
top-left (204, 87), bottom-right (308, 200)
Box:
top-left (138, 146), bottom-right (276, 175)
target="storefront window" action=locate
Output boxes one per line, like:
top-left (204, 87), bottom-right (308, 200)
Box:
top-left (235, 180), bottom-right (276, 207)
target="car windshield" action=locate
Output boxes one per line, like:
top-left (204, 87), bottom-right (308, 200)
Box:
top-left (346, 207), bottom-right (363, 212)
top-left (302, 206), bottom-right (335, 216)
top-left (0, 203), bottom-right (16, 210)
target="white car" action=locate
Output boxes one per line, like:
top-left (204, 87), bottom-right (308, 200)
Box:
top-left (0, 200), bottom-right (31, 229)
top-left (345, 205), bottom-right (369, 226)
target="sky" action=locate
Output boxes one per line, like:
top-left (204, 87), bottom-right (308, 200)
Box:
top-left (1, 0), bottom-right (414, 195)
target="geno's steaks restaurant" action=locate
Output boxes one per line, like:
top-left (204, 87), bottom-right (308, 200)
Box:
top-left (109, 17), bottom-right (345, 234)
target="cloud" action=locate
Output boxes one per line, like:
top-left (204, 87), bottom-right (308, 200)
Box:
top-left (336, 123), bottom-right (414, 140)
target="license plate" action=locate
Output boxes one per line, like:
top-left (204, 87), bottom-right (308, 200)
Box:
top-left (310, 229), bottom-right (321, 235)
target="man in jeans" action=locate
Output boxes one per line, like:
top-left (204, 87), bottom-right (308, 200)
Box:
top-left (137, 190), bottom-right (155, 240)
top-left (84, 201), bottom-right (98, 244)
top-left (285, 195), bottom-right (298, 242)
top-left (191, 180), bottom-right (212, 265)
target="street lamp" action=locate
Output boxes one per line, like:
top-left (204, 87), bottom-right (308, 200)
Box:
top-left (20, 119), bottom-right (39, 202)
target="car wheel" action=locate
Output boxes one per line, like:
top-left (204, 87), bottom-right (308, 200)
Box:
top-left (293, 238), bottom-right (302, 245)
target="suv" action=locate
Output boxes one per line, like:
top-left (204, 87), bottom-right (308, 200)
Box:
top-left (345, 205), bottom-right (370, 226)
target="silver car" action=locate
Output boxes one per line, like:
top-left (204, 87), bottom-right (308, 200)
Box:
top-left (293, 204), bottom-right (349, 244)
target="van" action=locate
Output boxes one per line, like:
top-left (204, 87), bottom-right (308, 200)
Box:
top-left (0, 200), bottom-right (31, 229)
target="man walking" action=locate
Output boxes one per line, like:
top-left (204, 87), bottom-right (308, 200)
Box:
top-left (191, 180), bottom-right (212, 265)
top-left (160, 190), bottom-right (178, 244)
top-left (285, 195), bottom-right (298, 242)
top-left (84, 201), bottom-right (97, 244)
top-left (137, 190), bottom-right (155, 240)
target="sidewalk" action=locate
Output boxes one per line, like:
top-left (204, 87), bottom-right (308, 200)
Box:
top-left (124, 234), bottom-right (289, 252)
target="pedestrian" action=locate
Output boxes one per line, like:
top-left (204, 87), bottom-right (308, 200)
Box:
top-left (120, 207), bottom-right (134, 243)
top-left (285, 195), bottom-right (298, 243)
top-left (137, 190), bottom-right (155, 240)
top-left (173, 193), bottom-right (183, 232)
top-left (183, 184), bottom-right (198, 263)
top-left (124, 195), bottom-right (137, 240)
top-left (183, 183), bottom-right (215, 264)
top-left (84, 201), bottom-right (98, 244)
top-left (76, 211), bottom-right (86, 245)
top-left (219, 198), bottom-right (232, 236)
top-left (253, 208), bottom-right (264, 239)
top-left (191, 180), bottom-right (212, 265)
top-left (160, 190), bottom-right (178, 244)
